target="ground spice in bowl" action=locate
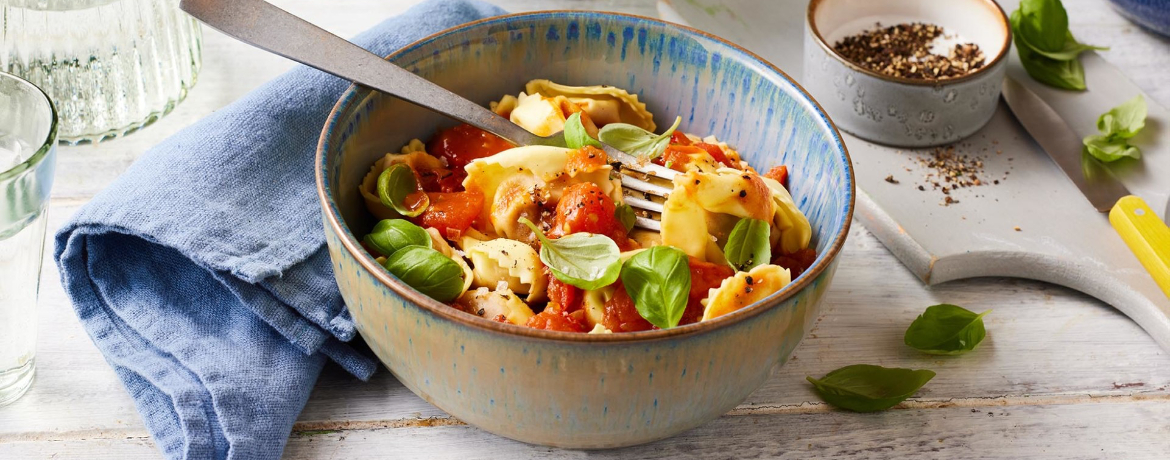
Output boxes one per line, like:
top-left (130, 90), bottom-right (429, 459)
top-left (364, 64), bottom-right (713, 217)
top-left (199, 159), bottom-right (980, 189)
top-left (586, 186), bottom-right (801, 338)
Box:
top-left (833, 22), bottom-right (986, 80)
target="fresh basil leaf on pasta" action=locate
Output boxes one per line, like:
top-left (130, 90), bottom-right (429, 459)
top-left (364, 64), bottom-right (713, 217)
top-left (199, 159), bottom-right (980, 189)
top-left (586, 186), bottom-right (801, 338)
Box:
top-left (807, 365), bottom-right (936, 412)
top-left (723, 218), bottom-right (771, 272)
top-left (382, 246), bottom-right (464, 302)
top-left (615, 203), bottom-right (636, 233)
top-left (364, 219), bottom-right (431, 257)
top-left (377, 163), bottom-right (429, 217)
top-left (598, 116), bottom-right (682, 160)
top-left (564, 112), bottom-right (602, 149)
top-left (519, 217), bottom-right (621, 290)
top-left (904, 304), bottom-right (990, 355)
top-left (620, 246), bottom-right (691, 329)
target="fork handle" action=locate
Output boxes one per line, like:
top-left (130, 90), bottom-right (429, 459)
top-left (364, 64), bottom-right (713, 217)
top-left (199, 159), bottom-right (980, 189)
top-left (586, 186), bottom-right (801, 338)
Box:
top-left (180, 0), bottom-right (542, 147)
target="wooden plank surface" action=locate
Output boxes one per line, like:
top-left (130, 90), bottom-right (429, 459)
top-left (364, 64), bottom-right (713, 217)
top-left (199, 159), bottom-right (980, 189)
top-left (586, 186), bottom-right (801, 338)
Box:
top-left (2, 0), bottom-right (1169, 458)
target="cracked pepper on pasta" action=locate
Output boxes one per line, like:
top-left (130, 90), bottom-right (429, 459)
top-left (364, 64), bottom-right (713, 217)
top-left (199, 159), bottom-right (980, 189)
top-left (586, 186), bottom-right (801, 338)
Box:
top-left (359, 80), bottom-right (816, 333)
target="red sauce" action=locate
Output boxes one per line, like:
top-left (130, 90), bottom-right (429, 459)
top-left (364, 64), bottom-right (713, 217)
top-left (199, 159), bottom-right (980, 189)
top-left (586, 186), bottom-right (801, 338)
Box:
top-left (410, 191), bottom-right (483, 238)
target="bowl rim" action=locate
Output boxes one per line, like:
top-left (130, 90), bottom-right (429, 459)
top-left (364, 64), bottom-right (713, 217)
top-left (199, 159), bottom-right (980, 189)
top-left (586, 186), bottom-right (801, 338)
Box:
top-left (806, 0), bottom-right (1012, 87)
top-left (316, 10), bottom-right (856, 343)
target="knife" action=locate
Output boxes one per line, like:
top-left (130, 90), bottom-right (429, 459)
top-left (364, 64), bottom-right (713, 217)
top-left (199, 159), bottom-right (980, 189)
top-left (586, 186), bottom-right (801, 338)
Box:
top-left (1001, 76), bottom-right (1170, 299)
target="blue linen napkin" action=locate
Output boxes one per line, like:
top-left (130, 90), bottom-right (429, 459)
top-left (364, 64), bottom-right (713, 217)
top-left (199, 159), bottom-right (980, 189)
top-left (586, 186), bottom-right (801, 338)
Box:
top-left (53, 1), bottom-right (506, 458)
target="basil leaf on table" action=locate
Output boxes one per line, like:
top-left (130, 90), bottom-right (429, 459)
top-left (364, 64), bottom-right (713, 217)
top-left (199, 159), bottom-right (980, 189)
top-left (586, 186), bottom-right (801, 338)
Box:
top-left (598, 116), bottom-right (682, 160)
top-left (564, 112), bottom-right (602, 149)
top-left (615, 203), bottom-right (636, 233)
top-left (1084, 135), bottom-right (1141, 162)
top-left (904, 304), bottom-right (990, 355)
top-left (1016, 0), bottom-right (1070, 52)
top-left (1009, 0), bottom-right (1106, 91)
top-left (1015, 39), bottom-right (1086, 91)
top-left (723, 218), bottom-right (772, 272)
top-left (1082, 95), bottom-right (1147, 162)
top-left (1096, 95), bottom-right (1146, 139)
top-left (363, 219), bottom-right (431, 257)
top-left (806, 365), bottom-right (936, 412)
top-left (382, 246), bottom-right (464, 302)
top-left (377, 163), bottom-right (430, 218)
top-left (620, 246), bottom-right (691, 329)
top-left (519, 217), bottom-right (621, 290)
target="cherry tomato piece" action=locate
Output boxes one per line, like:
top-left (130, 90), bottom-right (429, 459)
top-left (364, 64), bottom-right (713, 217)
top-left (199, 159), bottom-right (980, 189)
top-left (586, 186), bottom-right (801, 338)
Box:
top-left (552, 182), bottom-right (632, 249)
top-left (694, 142), bottom-right (737, 168)
top-left (679, 257), bottom-right (736, 325)
top-left (764, 165), bottom-right (789, 189)
top-left (427, 124), bottom-right (514, 171)
top-left (410, 191), bottom-right (483, 238)
top-left (602, 283), bottom-right (654, 332)
top-left (546, 272), bottom-right (583, 313)
top-left (565, 145), bottom-right (609, 176)
top-left (669, 131), bottom-right (692, 146)
top-left (526, 307), bottom-right (589, 332)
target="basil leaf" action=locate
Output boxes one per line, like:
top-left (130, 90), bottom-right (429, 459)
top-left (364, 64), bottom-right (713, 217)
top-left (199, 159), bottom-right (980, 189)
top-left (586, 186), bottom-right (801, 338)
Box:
top-left (723, 218), bottom-right (771, 272)
top-left (1024, 31), bottom-right (1107, 61)
top-left (1096, 95), bottom-right (1146, 139)
top-left (806, 365), bottom-right (936, 412)
top-left (377, 163), bottom-right (430, 218)
top-left (1084, 135), bottom-right (1141, 162)
top-left (904, 304), bottom-right (990, 355)
top-left (363, 219), bottom-right (431, 257)
top-left (519, 217), bottom-right (621, 290)
top-left (615, 203), bottom-right (636, 233)
top-left (1018, 0), bottom-right (1069, 52)
top-left (382, 246), bottom-right (464, 302)
top-left (620, 246), bottom-right (691, 329)
top-left (564, 112), bottom-right (602, 149)
top-left (1016, 38), bottom-right (1086, 90)
top-left (598, 116), bottom-right (682, 160)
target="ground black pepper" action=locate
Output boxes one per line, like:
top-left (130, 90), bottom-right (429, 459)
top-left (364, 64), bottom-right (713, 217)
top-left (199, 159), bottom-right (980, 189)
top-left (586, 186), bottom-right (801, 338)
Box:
top-left (833, 22), bottom-right (986, 80)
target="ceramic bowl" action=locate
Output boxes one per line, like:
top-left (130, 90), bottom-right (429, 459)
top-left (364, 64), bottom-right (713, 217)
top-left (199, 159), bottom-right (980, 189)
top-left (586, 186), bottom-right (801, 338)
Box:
top-left (803, 0), bottom-right (1011, 147)
top-left (317, 11), bottom-right (854, 448)
top-left (1108, 0), bottom-right (1170, 37)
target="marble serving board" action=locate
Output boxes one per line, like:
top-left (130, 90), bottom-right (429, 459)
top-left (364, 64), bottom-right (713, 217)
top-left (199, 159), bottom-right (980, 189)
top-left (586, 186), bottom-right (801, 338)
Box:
top-left (658, 0), bottom-right (1170, 350)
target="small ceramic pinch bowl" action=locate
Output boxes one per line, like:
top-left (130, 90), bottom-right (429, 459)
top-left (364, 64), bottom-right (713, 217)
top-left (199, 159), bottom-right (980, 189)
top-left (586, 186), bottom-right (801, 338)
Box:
top-left (318, 11), bottom-right (854, 448)
top-left (804, 0), bottom-right (1011, 147)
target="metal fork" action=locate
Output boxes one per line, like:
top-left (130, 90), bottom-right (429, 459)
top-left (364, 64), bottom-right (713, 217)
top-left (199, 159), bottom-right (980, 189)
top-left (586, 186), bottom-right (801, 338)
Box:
top-left (180, 0), bottom-right (678, 231)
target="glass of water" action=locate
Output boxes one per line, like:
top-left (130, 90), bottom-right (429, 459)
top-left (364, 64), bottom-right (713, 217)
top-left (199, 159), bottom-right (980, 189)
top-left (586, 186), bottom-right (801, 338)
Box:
top-left (0, 70), bottom-right (56, 406)
top-left (1, 0), bottom-right (201, 144)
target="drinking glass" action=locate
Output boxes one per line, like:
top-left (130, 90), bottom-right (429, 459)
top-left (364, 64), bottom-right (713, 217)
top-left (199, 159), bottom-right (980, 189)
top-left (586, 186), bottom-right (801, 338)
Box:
top-left (0, 0), bottom-right (201, 144)
top-left (0, 70), bottom-right (57, 406)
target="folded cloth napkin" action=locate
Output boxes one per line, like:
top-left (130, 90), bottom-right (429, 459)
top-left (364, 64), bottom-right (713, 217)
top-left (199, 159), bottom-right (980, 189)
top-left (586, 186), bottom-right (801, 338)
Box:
top-left (54, 1), bottom-right (505, 458)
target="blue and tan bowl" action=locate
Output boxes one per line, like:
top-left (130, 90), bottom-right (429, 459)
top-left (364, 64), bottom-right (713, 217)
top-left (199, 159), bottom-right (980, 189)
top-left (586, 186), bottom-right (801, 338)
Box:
top-left (316, 11), bottom-right (854, 448)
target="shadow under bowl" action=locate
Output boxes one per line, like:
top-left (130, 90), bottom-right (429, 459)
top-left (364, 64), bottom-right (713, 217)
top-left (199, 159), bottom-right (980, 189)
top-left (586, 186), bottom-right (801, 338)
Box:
top-left (316, 11), bottom-right (854, 448)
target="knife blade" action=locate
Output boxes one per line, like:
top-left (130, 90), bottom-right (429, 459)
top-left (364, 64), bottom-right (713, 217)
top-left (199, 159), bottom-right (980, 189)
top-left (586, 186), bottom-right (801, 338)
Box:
top-left (1000, 77), bottom-right (1131, 212)
top-left (1001, 76), bottom-right (1170, 299)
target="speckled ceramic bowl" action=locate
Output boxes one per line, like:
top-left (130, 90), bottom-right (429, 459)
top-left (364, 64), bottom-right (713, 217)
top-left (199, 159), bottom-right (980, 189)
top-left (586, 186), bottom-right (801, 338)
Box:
top-left (317, 11), bottom-right (854, 448)
top-left (804, 0), bottom-right (1011, 147)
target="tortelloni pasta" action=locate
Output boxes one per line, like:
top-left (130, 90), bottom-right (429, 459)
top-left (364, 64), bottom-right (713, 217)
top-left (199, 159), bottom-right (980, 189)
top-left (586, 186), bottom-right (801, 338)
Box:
top-left (358, 79), bottom-right (818, 333)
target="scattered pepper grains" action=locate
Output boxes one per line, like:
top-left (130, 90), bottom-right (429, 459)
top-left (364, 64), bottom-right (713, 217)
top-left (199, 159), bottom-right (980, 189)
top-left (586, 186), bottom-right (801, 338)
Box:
top-left (832, 22), bottom-right (986, 80)
top-left (907, 144), bottom-right (1007, 206)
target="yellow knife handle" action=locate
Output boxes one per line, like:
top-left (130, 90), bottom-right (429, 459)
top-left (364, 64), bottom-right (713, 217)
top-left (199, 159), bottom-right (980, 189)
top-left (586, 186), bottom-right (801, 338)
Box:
top-left (1110, 195), bottom-right (1170, 299)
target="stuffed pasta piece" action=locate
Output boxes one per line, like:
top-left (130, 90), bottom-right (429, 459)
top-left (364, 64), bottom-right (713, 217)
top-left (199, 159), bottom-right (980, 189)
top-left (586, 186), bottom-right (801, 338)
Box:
top-left (358, 79), bottom-right (818, 333)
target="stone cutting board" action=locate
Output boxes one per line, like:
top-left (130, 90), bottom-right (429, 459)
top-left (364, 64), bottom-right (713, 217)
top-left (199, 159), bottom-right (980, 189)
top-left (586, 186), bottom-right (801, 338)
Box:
top-left (658, 0), bottom-right (1170, 350)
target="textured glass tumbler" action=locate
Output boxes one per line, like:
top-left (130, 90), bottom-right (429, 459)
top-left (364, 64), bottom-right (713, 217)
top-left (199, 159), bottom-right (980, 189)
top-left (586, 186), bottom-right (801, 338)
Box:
top-left (0, 0), bottom-right (201, 144)
top-left (0, 71), bottom-right (56, 406)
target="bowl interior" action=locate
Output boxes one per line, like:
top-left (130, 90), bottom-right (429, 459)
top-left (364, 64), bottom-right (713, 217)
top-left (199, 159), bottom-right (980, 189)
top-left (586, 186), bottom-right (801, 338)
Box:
top-left (321, 12), bottom-right (853, 331)
top-left (811, 0), bottom-right (1010, 64)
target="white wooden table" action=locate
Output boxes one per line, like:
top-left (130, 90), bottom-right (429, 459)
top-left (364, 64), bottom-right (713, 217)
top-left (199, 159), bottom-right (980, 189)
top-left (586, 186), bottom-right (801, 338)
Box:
top-left (3, 0), bottom-right (1170, 457)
